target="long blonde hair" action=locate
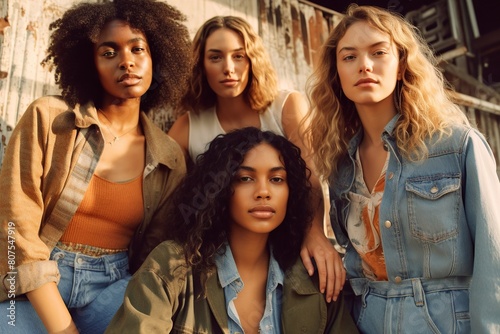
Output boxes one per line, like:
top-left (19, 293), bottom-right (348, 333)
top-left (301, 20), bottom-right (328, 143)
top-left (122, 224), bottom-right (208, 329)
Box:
top-left (179, 16), bottom-right (278, 114)
top-left (304, 5), bottom-right (469, 179)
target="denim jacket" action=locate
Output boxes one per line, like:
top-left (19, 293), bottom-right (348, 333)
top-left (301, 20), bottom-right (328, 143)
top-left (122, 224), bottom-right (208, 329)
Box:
top-left (330, 115), bottom-right (500, 333)
top-left (215, 244), bottom-right (283, 334)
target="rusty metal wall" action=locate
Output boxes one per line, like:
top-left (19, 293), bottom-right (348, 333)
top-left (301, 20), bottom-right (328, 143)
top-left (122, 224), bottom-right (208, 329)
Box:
top-left (0, 0), bottom-right (498, 176)
top-left (0, 0), bottom-right (337, 164)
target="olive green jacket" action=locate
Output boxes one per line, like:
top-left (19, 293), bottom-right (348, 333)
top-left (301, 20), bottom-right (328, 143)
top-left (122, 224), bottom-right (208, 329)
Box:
top-left (106, 240), bottom-right (359, 333)
top-left (0, 96), bottom-right (186, 301)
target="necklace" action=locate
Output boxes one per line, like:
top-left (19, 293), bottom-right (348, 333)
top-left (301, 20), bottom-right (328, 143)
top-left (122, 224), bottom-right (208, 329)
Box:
top-left (97, 110), bottom-right (138, 145)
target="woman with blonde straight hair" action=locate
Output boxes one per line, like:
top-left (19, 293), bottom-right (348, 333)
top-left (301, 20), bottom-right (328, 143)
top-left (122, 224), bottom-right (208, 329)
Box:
top-left (304, 4), bottom-right (500, 333)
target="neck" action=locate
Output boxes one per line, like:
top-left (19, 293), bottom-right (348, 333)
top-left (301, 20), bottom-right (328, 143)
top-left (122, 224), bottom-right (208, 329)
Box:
top-left (356, 98), bottom-right (397, 146)
top-left (216, 95), bottom-right (253, 118)
top-left (97, 104), bottom-right (141, 131)
top-left (228, 231), bottom-right (269, 268)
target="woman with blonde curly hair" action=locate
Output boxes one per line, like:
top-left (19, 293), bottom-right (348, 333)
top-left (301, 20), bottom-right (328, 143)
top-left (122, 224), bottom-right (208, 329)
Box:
top-left (304, 4), bottom-right (500, 333)
top-left (169, 15), bottom-right (346, 303)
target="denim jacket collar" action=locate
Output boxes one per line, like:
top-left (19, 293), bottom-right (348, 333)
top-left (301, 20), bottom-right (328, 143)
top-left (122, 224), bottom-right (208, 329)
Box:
top-left (215, 243), bottom-right (284, 290)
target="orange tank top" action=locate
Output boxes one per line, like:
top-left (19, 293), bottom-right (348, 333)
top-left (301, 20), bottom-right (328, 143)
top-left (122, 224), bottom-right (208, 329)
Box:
top-left (60, 173), bottom-right (144, 250)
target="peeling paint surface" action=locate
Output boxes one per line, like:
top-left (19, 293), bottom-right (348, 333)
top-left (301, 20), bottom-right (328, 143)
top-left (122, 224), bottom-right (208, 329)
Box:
top-left (0, 0), bottom-right (498, 174)
top-left (0, 0), bottom-right (330, 159)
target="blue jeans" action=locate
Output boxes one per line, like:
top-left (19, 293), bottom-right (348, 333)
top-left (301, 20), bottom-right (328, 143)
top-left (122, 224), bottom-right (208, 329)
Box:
top-left (0, 247), bottom-right (131, 333)
top-left (346, 277), bottom-right (471, 334)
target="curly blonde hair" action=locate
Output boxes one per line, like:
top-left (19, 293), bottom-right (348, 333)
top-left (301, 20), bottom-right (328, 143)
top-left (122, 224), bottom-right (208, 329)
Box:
top-left (179, 16), bottom-right (278, 114)
top-left (304, 4), bottom-right (469, 179)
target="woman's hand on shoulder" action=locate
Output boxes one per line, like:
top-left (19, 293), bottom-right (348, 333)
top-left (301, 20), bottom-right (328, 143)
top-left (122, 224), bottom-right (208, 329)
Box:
top-left (300, 220), bottom-right (346, 303)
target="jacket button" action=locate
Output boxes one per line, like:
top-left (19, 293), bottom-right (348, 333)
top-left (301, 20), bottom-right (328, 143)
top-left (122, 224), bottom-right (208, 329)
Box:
top-left (394, 276), bottom-right (402, 283)
top-left (430, 186), bottom-right (438, 194)
top-left (384, 220), bottom-right (392, 228)
top-left (388, 172), bottom-right (394, 179)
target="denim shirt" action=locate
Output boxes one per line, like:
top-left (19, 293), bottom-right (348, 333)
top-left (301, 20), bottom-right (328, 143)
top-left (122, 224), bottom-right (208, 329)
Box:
top-left (215, 244), bottom-right (283, 334)
top-left (329, 115), bottom-right (500, 333)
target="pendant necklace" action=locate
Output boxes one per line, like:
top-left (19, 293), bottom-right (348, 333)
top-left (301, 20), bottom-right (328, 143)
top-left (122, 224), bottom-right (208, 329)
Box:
top-left (97, 110), bottom-right (138, 145)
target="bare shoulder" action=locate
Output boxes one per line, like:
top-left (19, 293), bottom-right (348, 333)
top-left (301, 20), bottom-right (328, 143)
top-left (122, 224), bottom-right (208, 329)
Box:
top-left (281, 91), bottom-right (309, 139)
top-left (282, 91), bottom-right (308, 117)
top-left (167, 113), bottom-right (190, 161)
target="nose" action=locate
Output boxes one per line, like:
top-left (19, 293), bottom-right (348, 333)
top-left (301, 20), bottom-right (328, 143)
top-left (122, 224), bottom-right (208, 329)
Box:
top-left (255, 180), bottom-right (271, 200)
top-left (119, 52), bottom-right (134, 70)
top-left (359, 55), bottom-right (373, 73)
top-left (223, 58), bottom-right (235, 75)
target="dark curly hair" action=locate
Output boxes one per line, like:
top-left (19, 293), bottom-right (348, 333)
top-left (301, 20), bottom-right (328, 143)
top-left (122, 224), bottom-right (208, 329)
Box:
top-left (168, 127), bottom-right (313, 272)
top-left (41, 0), bottom-right (191, 112)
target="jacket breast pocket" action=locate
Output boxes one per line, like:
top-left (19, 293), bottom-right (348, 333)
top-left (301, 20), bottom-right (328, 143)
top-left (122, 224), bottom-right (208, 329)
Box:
top-left (406, 174), bottom-right (461, 243)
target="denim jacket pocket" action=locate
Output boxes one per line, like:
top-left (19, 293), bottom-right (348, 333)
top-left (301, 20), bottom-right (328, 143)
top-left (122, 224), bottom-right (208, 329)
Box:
top-left (406, 174), bottom-right (461, 243)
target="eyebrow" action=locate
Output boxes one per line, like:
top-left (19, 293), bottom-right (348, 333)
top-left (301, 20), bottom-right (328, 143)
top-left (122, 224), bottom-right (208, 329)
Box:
top-left (206, 47), bottom-right (245, 53)
top-left (337, 41), bottom-right (391, 54)
top-left (95, 37), bottom-right (147, 49)
top-left (238, 166), bottom-right (286, 172)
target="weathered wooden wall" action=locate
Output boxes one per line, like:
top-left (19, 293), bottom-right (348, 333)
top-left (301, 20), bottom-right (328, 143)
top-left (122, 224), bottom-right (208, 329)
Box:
top-left (0, 0), bottom-right (498, 176)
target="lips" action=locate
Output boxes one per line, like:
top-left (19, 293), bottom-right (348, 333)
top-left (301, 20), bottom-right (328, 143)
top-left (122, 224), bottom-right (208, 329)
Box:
top-left (118, 73), bottom-right (141, 83)
top-left (355, 78), bottom-right (378, 86)
top-left (248, 205), bottom-right (276, 219)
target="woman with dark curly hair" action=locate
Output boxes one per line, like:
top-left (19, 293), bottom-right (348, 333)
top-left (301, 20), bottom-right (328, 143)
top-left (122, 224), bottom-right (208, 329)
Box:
top-left (106, 127), bottom-right (358, 334)
top-left (168, 15), bottom-right (346, 305)
top-left (0, 0), bottom-right (190, 333)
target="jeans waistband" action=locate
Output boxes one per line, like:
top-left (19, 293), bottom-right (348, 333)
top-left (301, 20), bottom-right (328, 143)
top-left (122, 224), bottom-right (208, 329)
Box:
top-left (51, 247), bottom-right (129, 273)
top-left (56, 241), bottom-right (128, 257)
top-left (349, 276), bottom-right (471, 298)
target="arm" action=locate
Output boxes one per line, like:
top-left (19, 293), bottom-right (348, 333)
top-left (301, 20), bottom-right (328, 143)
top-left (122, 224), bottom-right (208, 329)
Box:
top-left (463, 129), bottom-right (500, 333)
top-left (281, 91), bottom-right (345, 302)
top-left (106, 242), bottom-right (182, 333)
top-left (167, 113), bottom-right (190, 163)
top-left (26, 282), bottom-right (78, 333)
top-left (0, 98), bottom-right (64, 301)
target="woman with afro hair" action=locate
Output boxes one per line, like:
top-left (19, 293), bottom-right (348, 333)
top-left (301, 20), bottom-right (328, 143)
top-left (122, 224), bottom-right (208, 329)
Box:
top-left (0, 0), bottom-right (190, 333)
top-left (106, 127), bottom-right (358, 333)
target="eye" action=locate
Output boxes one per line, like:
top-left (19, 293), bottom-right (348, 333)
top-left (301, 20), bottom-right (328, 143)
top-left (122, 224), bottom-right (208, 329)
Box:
top-left (270, 176), bottom-right (286, 183)
top-left (132, 46), bottom-right (146, 53)
top-left (234, 53), bottom-right (246, 60)
top-left (373, 50), bottom-right (388, 56)
top-left (238, 176), bottom-right (253, 182)
top-left (102, 50), bottom-right (116, 57)
top-left (342, 55), bottom-right (355, 61)
top-left (208, 54), bottom-right (222, 61)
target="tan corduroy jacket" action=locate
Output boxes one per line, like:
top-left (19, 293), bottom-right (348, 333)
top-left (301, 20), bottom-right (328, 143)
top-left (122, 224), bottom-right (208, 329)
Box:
top-left (0, 96), bottom-right (186, 302)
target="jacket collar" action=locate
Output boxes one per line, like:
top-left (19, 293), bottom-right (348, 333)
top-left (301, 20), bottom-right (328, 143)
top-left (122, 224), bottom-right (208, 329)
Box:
top-left (71, 101), bottom-right (181, 170)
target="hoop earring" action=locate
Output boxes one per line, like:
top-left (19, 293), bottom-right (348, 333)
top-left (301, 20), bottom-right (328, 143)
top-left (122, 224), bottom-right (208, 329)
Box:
top-left (394, 80), bottom-right (403, 112)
